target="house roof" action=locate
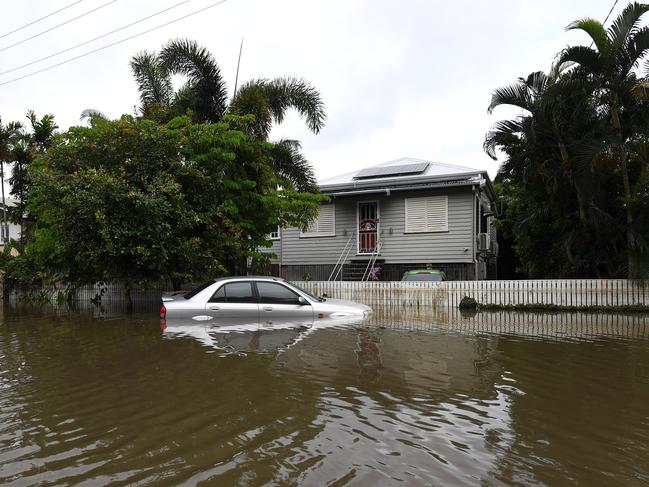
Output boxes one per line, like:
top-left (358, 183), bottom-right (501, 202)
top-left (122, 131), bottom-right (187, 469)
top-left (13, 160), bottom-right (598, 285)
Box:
top-left (318, 157), bottom-right (496, 202)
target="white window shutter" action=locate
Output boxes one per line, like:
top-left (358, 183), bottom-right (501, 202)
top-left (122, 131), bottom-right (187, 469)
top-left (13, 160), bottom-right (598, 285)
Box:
top-left (302, 204), bottom-right (335, 237)
top-left (405, 196), bottom-right (448, 233)
top-left (317, 205), bottom-right (335, 234)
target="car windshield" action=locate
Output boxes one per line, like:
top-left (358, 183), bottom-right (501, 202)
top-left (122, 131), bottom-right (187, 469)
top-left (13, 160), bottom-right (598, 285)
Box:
top-left (287, 282), bottom-right (323, 301)
top-left (403, 274), bottom-right (444, 281)
top-left (183, 281), bottom-right (216, 299)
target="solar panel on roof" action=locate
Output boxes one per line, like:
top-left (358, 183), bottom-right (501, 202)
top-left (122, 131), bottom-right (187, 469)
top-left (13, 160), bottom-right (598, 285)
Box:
top-left (354, 162), bottom-right (430, 179)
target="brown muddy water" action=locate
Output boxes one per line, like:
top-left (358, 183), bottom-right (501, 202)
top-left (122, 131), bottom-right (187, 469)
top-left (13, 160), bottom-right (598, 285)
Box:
top-left (1, 303), bottom-right (649, 486)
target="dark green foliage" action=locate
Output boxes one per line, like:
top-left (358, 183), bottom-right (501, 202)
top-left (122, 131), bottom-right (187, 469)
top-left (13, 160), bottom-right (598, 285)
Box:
top-left (19, 116), bottom-right (323, 288)
top-left (487, 2), bottom-right (649, 278)
top-left (8, 111), bottom-right (58, 231)
top-left (126, 39), bottom-right (324, 192)
top-left (458, 296), bottom-right (478, 310)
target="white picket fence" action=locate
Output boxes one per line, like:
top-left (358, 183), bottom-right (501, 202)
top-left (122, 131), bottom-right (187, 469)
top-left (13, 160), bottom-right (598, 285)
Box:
top-left (10, 279), bottom-right (649, 310)
top-left (294, 279), bottom-right (649, 308)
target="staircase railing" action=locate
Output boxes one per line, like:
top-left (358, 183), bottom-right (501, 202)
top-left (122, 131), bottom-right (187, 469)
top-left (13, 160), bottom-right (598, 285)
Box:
top-left (361, 241), bottom-right (382, 281)
top-left (328, 232), bottom-right (356, 281)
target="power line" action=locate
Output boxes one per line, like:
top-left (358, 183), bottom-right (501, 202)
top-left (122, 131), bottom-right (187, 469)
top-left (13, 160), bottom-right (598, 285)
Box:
top-left (588, 0), bottom-right (621, 48)
top-left (603, 0), bottom-right (621, 25)
top-left (0, 0), bottom-right (229, 87)
top-left (0, 0), bottom-right (118, 53)
top-left (0, 0), bottom-right (196, 76)
top-left (0, 0), bottom-right (85, 40)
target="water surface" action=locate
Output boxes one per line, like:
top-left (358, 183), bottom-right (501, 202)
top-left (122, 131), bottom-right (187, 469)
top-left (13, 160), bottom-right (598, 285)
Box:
top-left (1, 303), bottom-right (648, 485)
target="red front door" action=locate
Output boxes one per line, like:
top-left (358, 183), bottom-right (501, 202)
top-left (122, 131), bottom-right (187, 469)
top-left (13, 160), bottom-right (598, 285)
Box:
top-left (358, 202), bottom-right (378, 254)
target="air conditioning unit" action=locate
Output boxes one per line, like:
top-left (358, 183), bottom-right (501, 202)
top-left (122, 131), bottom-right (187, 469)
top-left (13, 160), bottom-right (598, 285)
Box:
top-left (477, 233), bottom-right (490, 252)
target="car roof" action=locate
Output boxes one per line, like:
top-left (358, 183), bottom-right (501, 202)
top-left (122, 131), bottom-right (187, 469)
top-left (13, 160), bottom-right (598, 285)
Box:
top-left (214, 275), bottom-right (286, 282)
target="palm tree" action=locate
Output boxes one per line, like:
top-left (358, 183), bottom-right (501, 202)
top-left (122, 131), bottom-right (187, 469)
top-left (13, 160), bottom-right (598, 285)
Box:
top-left (486, 70), bottom-right (601, 219)
top-left (557, 2), bottom-right (649, 276)
top-left (0, 118), bottom-right (23, 243)
top-left (485, 69), bottom-right (628, 277)
top-left (8, 111), bottom-right (57, 241)
top-left (128, 39), bottom-right (325, 191)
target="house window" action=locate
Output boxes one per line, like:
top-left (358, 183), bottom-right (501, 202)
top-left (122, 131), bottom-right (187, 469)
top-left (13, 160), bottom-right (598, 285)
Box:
top-left (405, 196), bottom-right (448, 233)
top-left (301, 204), bottom-right (335, 237)
top-left (269, 226), bottom-right (280, 240)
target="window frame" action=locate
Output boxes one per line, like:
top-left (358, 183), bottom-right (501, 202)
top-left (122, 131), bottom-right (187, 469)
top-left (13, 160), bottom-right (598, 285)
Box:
top-left (404, 195), bottom-right (449, 234)
top-left (268, 226), bottom-right (281, 241)
top-left (300, 204), bottom-right (336, 238)
top-left (208, 281), bottom-right (257, 304)
top-left (254, 281), bottom-right (304, 305)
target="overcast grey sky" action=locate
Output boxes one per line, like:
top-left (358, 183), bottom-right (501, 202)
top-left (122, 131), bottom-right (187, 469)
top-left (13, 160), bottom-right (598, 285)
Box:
top-left (0, 0), bottom-right (622, 181)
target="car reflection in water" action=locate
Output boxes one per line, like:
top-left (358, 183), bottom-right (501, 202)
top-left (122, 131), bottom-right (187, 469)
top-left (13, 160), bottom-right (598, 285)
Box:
top-left (160, 313), bottom-right (371, 354)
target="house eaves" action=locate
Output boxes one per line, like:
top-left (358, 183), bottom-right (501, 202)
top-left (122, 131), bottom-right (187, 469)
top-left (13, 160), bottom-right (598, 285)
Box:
top-left (321, 171), bottom-right (487, 196)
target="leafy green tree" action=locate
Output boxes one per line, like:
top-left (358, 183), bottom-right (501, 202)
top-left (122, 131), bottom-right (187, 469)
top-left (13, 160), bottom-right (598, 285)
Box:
top-left (556, 2), bottom-right (649, 276)
top-left (486, 70), bottom-right (626, 277)
top-left (128, 38), bottom-right (324, 192)
top-left (486, 2), bottom-right (649, 278)
top-left (24, 116), bottom-right (322, 296)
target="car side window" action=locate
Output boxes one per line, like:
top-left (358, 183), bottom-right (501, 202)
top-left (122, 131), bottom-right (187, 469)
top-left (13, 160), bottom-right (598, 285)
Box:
top-left (210, 282), bottom-right (256, 303)
top-left (256, 282), bottom-right (302, 305)
top-left (209, 285), bottom-right (226, 303)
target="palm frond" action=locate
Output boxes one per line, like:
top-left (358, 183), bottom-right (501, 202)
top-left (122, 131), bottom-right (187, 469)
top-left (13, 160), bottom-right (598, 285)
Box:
top-left (159, 39), bottom-right (228, 122)
top-left (624, 26), bottom-right (649, 71)
top-left (556, 45), bottom-right (604, 74)
top-left (27, 111), bottom-right (57, 149)
top-left (487, 80), bottom-right (533, 114)
top-left (526, 71), bottom-right (550, 94)
top-left (228, 83), bottom-right (272, 139)
top-left (268, 139), bottom-right (317, 192)
top-left (79, 109), bottom-right (107, 122)
top-left (608, 2), bottom-right (649, 51)
top-left (566, 18), bottom-right (609, 55)
top-left (130, 50), bottom-right (173, 110)
top-left (484, 119), bottom-right (525, 159)
top-left (239, 77), bottom-right (326, 134)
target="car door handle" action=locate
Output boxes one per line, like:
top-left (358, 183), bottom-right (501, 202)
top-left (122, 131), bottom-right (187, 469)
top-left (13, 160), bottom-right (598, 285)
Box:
top-left (263, 306), bottom-right (273, 312)
top-left (208, 306), bottom-right (220, 311)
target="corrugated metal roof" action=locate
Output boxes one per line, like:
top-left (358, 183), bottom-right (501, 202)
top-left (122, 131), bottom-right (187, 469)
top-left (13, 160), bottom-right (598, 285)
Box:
top-left (319, 157), bottom-right (483, 189)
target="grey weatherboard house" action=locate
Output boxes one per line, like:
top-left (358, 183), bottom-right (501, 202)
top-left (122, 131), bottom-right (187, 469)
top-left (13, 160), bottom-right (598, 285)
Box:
top-left (262, 157), bottom-right (498, 281)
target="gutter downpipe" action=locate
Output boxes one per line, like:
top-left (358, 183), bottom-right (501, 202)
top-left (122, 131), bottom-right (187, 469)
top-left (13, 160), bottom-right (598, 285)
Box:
top-left (472, 185), bottom-right (478, 281)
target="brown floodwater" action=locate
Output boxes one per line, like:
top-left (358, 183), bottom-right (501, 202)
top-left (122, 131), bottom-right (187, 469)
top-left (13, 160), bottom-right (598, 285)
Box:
top-left (1, 302), bottom-right (649, 486)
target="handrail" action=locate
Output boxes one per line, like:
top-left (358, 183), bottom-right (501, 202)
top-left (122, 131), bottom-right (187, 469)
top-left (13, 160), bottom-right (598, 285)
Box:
top-left (335, 234), bottom-right (356, 281)
top-left (328, 232), bottom-right (355, 281)
top-left (361, 241), bottom-right (382, 281)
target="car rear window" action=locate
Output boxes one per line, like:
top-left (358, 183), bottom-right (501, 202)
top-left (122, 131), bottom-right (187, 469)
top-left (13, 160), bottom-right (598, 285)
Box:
top-left (209, 282), bottom-right (256, 303)
top-left (184, 281), bottom-right (216, 299)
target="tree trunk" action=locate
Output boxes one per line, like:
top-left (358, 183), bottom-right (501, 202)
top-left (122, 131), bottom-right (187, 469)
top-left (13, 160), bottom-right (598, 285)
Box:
top-left (611, 107), bottom-right (637, 278)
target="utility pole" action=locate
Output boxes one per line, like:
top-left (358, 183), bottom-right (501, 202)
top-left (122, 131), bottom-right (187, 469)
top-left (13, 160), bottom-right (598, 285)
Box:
top-left (0, 161), bottom-right (7, 243)
top-left (233, 38), bottom-right (244, 98)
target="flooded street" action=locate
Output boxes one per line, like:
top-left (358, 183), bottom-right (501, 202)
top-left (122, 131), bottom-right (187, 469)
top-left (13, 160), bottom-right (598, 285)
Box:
top-left (1, 304), bottom-right (649, 486)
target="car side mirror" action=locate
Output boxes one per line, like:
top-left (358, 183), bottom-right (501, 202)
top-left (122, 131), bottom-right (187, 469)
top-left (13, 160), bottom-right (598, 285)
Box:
top-left (298, 296), bottom-right (308, 305)
top-left (322, 293), bottom-right (328, 298)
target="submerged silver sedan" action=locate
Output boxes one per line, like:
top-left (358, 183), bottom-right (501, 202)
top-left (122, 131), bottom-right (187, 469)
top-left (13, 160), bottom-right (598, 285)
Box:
top-left (161, 276), bottom-right (371, 325)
